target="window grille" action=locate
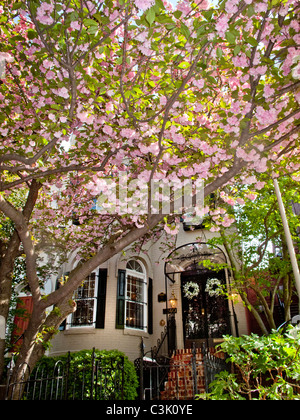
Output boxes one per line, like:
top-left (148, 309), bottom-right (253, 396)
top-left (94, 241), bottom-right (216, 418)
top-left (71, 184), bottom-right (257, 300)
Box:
top-left (70, 272), bottom-right (97, 327)
top-left (125, 261), bottom-right (147, 330)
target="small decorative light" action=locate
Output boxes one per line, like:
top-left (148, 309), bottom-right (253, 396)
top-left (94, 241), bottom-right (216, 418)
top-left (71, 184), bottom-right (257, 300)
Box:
top-left (169, 291), bottom-right (178, 309)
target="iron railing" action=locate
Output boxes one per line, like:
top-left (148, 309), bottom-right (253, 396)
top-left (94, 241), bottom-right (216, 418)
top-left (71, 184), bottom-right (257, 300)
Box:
top-left (202, 344), bottom-right (229, 393)
top-left (5, 348), bottom-right (124, 400)
top-left (136, 341), bottom-right (229, 400)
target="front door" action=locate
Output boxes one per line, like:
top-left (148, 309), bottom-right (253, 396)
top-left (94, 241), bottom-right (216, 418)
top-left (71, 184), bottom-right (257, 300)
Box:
top-left (181, 269), bottom-right (231, 348)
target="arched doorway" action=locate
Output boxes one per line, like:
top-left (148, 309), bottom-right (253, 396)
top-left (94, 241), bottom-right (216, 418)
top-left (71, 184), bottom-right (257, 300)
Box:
top-left (165, 242), bottom-right (232, 348)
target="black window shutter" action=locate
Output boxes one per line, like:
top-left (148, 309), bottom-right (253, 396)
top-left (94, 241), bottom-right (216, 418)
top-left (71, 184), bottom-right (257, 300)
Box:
top-left (95, 268), bottom-right (107, 329)
top-left (116, 269), bottom-right (126, 329)
top-left (148, 277), bottom-right (153, 335)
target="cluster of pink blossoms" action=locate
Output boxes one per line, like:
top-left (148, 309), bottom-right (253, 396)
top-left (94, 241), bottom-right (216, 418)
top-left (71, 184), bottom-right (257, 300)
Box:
top-left (36, 2), bottom-right (54, 25)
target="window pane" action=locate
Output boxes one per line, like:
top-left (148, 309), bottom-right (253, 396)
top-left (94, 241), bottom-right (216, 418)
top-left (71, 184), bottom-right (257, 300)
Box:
top-left (71, 273), bottom-right (96, 327)
top-left (126, 260), bottom-right (143, 273)
top-left (126, 275), bottom-right (144, 302)
top-left (126, 302), bottom-right (144, 329)
top-left (125, 272), bottom-right (146, 330)
top-left (72, 299), bottom-right (95, 326)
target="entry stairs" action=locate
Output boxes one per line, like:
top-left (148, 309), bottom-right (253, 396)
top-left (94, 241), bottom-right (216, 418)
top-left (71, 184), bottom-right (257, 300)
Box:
top-left (160, 347), bottom-right (226, 400)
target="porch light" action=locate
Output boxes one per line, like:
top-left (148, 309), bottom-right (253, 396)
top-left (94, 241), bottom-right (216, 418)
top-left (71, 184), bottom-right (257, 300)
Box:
top-left (169, 291), bottom-right (178, 309)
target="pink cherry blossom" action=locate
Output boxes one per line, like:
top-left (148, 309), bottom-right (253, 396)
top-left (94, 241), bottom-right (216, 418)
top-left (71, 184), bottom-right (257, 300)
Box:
top-left (46, 70), bottom-right (55, 79)
top-left (222, 215), bottom-right (235, 227)
top-left (177, 1), bottom-right (192, 16)
top-left (36, 2), bottom-right (54, 25)
top-left (246, 193), bottom-right (257, 201)
top-left (255, 1), bottom-right (268, 13)
top-left (193, 79), bottom-right (205, 89)
top-left (77, 111), bottom-right (95, 124)
top-left (210, 226), bottom-right (220, 232)
top-left (134, 0), bottom-right (155, 11)
top-left (53, 87), bottom-right (69, 99)
top-left (198, 0), bottom-right (209, 10)
top-left (249, 66), bottom-right (268, 77)
top-left (255, 106), bottom-right (278, 127)
top-left (225, 0), bottom-right (238, 15)
top-left (255, 181), bottom-right (265, 190)
top-left (215, 16), bottom-right (229, 38)
top-left (164, 223), bottom-right (180, 235)
top-left (70, 21), bottom-right (81, 31)
top-left (103, 125), bottom-right (115, 136)
top-left (120, 128), bottom-right (137, 139)
top-left (232, 53), bottom-right (249, 68)
top-left (236, 197), bottom-right (245, 205)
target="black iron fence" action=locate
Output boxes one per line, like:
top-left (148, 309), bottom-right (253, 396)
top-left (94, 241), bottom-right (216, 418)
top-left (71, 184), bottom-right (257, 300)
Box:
top-left (5, 348), bottom-right (125, 400)
top-left (202, 345), bottom-right (228, 393)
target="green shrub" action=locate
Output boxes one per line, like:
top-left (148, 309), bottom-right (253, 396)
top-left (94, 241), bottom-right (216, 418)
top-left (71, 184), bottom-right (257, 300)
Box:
top-left (197, 326), bottom-right (300, 400)
top-left (29, 349), bottom-right (138, 400)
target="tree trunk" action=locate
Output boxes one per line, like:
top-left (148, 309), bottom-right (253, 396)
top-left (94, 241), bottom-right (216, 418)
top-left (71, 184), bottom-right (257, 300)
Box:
top-left (0, 181), bottom-right (41, 384)
top-left (6, 293), bottom-right (76, 400)
top-left (0, 232), bottom-right (21, 383)
top-left (239, 291), bottom-right (269, 335)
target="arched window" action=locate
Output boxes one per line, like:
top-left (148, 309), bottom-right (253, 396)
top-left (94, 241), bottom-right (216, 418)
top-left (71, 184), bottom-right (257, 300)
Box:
top-left (125, 260), bottom-right (147, 330)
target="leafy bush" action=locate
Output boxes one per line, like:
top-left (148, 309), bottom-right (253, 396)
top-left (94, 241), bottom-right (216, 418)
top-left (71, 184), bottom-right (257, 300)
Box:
top-left (197, 326), bottom-right (300, 400)
top-left (28, 349), bottom-right (138, 400)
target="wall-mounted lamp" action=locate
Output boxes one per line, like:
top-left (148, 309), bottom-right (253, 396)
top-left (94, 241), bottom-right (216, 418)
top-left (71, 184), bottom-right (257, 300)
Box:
top-left (163, 291), bottom-right (178, 315)
top-left (169, 291), bottom-right (178, 309)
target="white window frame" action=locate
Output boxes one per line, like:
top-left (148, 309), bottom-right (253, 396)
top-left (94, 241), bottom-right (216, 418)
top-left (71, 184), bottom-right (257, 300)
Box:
top-left (66, 270), bottom-right (98, 329)
top-left (125, 260), bottom-right (147, 332)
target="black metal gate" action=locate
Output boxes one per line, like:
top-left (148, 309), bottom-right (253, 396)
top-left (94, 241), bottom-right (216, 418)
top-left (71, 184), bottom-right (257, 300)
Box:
top-left (136, 342), bottom-right (229, 400)
top-left (5, 348), bottom-right (124, 400)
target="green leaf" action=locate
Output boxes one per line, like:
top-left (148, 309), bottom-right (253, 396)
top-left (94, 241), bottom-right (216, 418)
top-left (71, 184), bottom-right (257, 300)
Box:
top-left (83, 18), bottom-right (98, 27)
top-left (12, 2), bottom-right (24, 10)
top-left (155, 0), bottom-right (165, 10)
top-left (147, 80), bottom-right (156, 88)
top-left (226, 31), bottom-right (236, 44)
top-left (174, 10), bottom-right (183, 19)
top-left (247, 5), bottom-right (255, 17)
top-left (92, 13), bottom-right (102, 23)
top-left (156, 15), bottom-right (173, 24)
top-left (216, 47), bottom-right (223, 58)
top-left (180, 23), bottom-right (190, 39)
top-left (146, 7), bottom-right (156, 26)
top-left (87, 26), bottom-right (98, 35)
top-left (246, 36), bottom-right (258, 47)
top-left (234, 45), bottom-right (241, 56)
top-left (27, 29), bottom-right (37, 40)
top-left (178, 61), bottom-right (190, 69)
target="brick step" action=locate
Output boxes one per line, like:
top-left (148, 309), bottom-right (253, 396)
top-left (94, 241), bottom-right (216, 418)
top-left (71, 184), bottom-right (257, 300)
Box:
top-left (160, 347), bottom-right (226, 400)
top-left (160, 348), bottom-right (205, 400)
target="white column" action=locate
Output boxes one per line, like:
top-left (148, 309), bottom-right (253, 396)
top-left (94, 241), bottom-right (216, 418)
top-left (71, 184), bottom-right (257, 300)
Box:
top-left (273, 177), bottom-right (300, 312)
